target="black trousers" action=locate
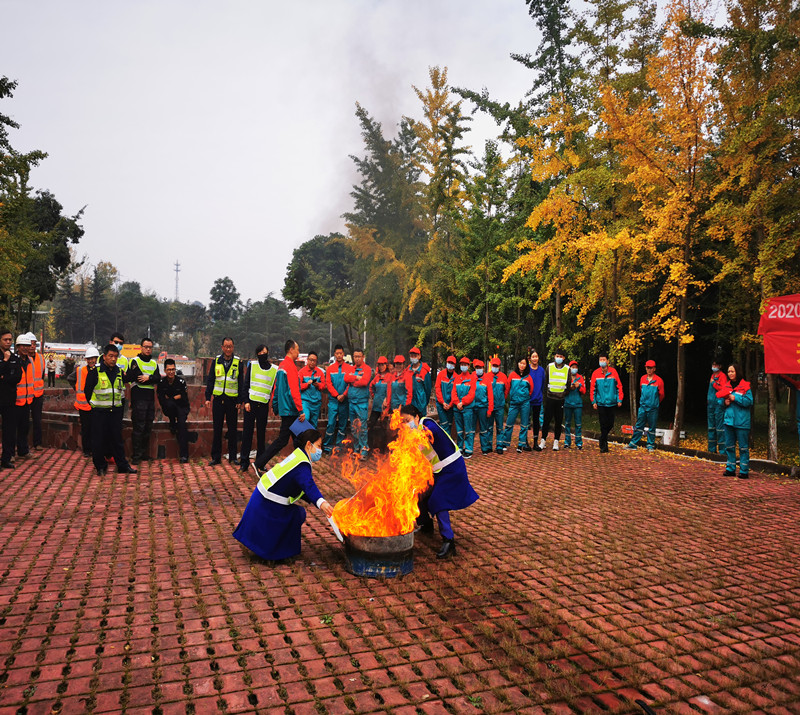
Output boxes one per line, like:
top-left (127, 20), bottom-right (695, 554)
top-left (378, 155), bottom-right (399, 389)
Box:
top-left (15, 403), bottom-right (30, 457)
top-left (527, 404), bottom-right (542, 444)
top-left (211, 396), bottom-right (238, 462)
top-left (78, 410), bottom-right (92, 456)
top-left (541, 397), bottom-right (565, 441)
top-left (367, 410), bottom-right (389, 453)
top-left (130, 397), bottom-right (155, 462)
top-left (255, 415), bottom-right (297, 470)
top-left (1, 403), bottom-right (16, 464)
top-left (597, 405), bottom-right (615, 452)
top-left (47, 371), bottom-right (56, 387)
top-left (31, 395), bottom-right (43, 447)
top-left (161, 403), bottom-right (190, 460)
top-left (239, 402), bottom-right (268, 468)
top-left (92, 407), bottom-right (131, 472)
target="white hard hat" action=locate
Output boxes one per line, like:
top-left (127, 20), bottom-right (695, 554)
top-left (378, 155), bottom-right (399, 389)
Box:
top-left (85, 347), bottom-right (100, 359)
top-left (16, 334), bottom-right (31, 346)
top-left (26, 332), bottom-right (37, 342)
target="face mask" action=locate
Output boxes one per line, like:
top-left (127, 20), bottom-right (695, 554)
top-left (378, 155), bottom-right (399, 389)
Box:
top-left (555, 357), bottom-right (564, 366)
top-left (491, 366), bottom-right (499, 374)
top-left (570, 367), bottom-right (578, 375)
top-left (405, 421), bottom-right (417, 430)
top-left (258, 354), bottom-right (270, 368)
top-left (410, 357), bottom-right (419, 365)
top-left (599, 361), bottom-right (607, 369)
top-left (460, 365), bottom-right (468, 373)
top-left (309, 447), bottom-right (322, 463)
top-left (114, 342), bottom-right (123, 350)
top-left (476, 368), bottom-right (484, 377)
top-left (446, 363), bottom-right (455, 371)
top-left (711, 366), bottom-right (719, 373)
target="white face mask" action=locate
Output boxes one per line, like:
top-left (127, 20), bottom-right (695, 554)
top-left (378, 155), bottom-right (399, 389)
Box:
top-left (711, 366), bottom-right (719, 373)
top-left (491, 366), bottom-right (499, 374)
top-left (475, 368), bottom-right (484, 377)
top-left (460, 365), bottom-right (468, 373)
top-left (446, 363), bottom-right (455, 371)
top-left (410, 357), bottom-right (419, 365)
top-left (599, 360), bottom-right (607, 369)
top-left (570, 367), bottom-right (578, 375)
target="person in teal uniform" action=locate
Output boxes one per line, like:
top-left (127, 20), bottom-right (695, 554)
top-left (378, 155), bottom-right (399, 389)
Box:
top-left (488, 357), bottom-right (507, 454)
top-left (434, 356), bottom-right (457, 434)
top-left (471, 360), bottom-right (494, 455)
top-left (625, 360), bottom-right (665, 452)
top-left (453, 357), bottom-right (476, 458)
top-left (563, 360), bottom-right (585, 449)
top-left (501, 357), bottom-right (533, 453)
top-left (716, 363), bottom-right (753, 479)
top-left (707, 358), bottom-right (729, 453)
top-left (344, 348), bottom-right (372, 457)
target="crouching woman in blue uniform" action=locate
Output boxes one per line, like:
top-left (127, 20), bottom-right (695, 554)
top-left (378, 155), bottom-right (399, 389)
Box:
top-left (400, 405), bottom-right (479, 559)
top-left (233, 429), bottom-right (334, 562)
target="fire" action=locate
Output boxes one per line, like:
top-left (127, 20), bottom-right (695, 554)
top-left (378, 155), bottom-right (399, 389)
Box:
top-left (332, 410), bottom-right (434, 537)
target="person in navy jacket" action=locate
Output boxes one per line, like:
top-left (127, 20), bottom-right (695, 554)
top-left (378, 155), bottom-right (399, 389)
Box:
top-left (234, 428), bottom-right (334, 562)
top-left (401, 405), bottom-right (479, 559)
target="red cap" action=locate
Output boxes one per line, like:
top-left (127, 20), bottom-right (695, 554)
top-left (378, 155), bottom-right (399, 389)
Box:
top-left (459, 357), bottom-right (471, 365)
top-left (409, 347), bottom-right (421, 355)
top-left (393, 355), bottom-right (406, 364)
top-left (446, 355), bottom-right (456, 364)
top-left (377, 356), bottom-right (388, 364)
top-left (569, 360), bottom-right (578, 367)
top-left (645, 360), bottom-right (656, 368)
top-left (472, 359), bottom-right (485, 368)
top-left (490, 357), bottom-right (501, 367)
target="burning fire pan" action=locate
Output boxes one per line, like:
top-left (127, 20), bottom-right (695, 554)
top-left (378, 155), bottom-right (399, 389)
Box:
top-left (344, 531), bottom-right (414, 578)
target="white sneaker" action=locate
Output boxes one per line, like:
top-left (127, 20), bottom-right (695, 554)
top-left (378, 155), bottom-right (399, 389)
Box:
top-left (553, 440), bottom-right (559, 451)
top-left (539, 438), bottom-right (546, 449)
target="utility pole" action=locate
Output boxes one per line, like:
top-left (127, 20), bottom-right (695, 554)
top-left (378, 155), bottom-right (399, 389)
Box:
top-left (174, 260), bottom-right (181, 302)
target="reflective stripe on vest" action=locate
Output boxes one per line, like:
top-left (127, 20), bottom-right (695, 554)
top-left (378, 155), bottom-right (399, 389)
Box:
top-left (74, 366), bottom-right (92, 411)
top-left (16, 362), bottom-right (34, 406)
top-left (256, 448), bottom-right (309, 505)
top-left (213, 357), bottom-right (240, 397)
top-left (90, 370), bottom-right (124, 409)
top-left (32, 353), bottom-right (45, 396)
top-left (249, 362), bottom-right (277, 403)
top-left (130, 356), bottom-right (159, 390)
top-left (420, 417), bottom-right (461, 473)
top-left (116, 354), bottom-right (129, 372)
top-left (547, 363), bottom-right (569, 395)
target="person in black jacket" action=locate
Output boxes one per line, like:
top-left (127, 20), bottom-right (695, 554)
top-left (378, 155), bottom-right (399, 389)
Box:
top-left (0, 328), bottom-right (22, 469)
top-left (126, 337), bottom-right (161, 464)
top-left (157, 358), bottom-right (190, 463)
top-left (204, 337), bottom-right (243, 466)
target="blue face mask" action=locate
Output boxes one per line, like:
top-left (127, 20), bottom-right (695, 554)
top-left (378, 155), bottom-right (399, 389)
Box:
top-left (309, 447), bottom-right (322, 463)
top-left (570, 367), bottom-right (578, 375)
top-left (491, 366), bottom-right (499, 374)
top-left (446, 363), bottom-right (455, 371)
top-left (711, 366), bottom-right (720, 373)
top-left (460, 365), bottom-right (469, 373)
top-left (405, 420), bottom-right (418, 430)
top-left (555, 357), bottom-right (564, 366)
top-left (476, 368), bottom-right (484, 377)
top-left (599, 360), bottom-right (607, 369)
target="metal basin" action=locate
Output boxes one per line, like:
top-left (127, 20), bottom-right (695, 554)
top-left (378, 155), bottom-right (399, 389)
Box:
top-left (344, 532), bottom-right (414, 578)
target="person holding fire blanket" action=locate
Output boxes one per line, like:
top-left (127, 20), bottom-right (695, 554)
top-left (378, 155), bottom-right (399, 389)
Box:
top-left (400, 405), bottom-right (479, 559)
top-left (234, 428), bottom-right (334, 562)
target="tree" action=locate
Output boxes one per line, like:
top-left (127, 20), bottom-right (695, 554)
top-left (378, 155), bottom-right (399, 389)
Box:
top-left (601, 0), bottom-right (717, 435)
top-left (208, 276), bottom-right (242, 323)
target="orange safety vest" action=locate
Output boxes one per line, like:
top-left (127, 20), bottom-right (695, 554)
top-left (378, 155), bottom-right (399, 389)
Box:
top-left (74, 366), bottom-right (91, 412)
top-left (32, 352), bottom-right (45, 397)
top-left (16, 361), bottom-right (34, 406)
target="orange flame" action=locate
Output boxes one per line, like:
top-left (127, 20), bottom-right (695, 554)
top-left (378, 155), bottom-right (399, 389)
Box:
top-left (332, 410), bottom-right (434, 537)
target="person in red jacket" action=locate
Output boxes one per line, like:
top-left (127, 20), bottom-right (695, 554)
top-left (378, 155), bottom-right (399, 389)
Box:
top-left (434, 356), bottom-right (457, 434)
top-left (453, 357), bottom-right (477, 458)
top-left (368, 356), bottom-right (393, 453)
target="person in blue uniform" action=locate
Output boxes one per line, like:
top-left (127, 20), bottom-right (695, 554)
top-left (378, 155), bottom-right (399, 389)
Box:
top-left (233, 428), bottom-right (334, 562)
top-left (400, 404), bottom-right (479, 559)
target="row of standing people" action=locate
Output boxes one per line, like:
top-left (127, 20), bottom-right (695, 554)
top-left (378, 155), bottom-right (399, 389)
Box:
top-left (0, 330), bottom-right (49, 470)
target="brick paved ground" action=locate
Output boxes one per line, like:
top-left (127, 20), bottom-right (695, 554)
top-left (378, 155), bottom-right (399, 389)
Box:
top-left (2, 436), bottom-right (800, 715)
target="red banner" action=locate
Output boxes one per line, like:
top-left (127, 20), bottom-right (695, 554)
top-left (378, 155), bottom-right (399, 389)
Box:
top-left (759, 294), bottom-right (800, 374)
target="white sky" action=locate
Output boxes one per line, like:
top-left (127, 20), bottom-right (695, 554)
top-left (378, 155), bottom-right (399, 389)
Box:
top-left (3, 1), bottom-right (542, 305)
